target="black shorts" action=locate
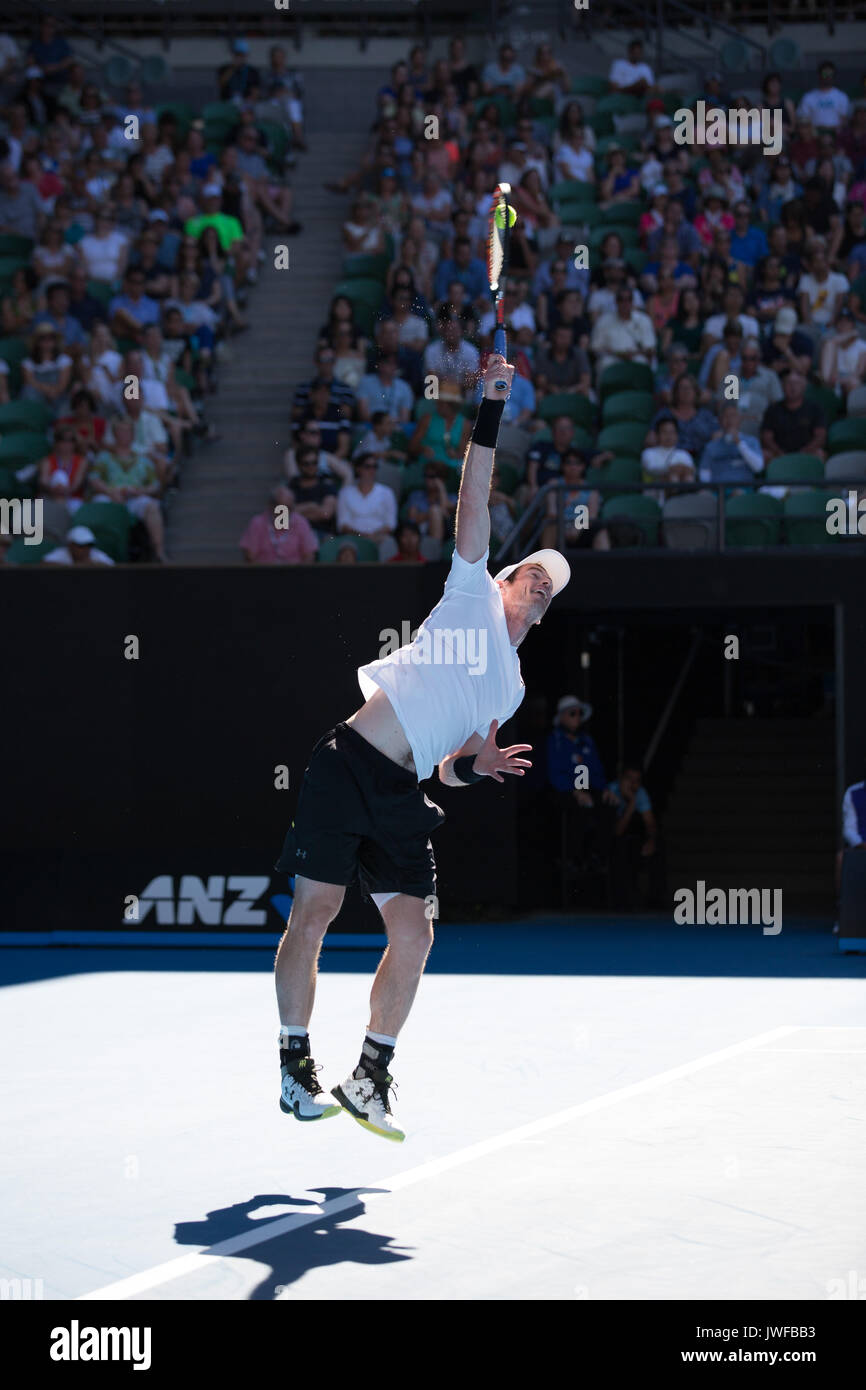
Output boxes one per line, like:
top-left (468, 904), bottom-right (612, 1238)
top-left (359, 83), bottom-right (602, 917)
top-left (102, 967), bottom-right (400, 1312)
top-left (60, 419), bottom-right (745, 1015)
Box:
top-left (274, 722), bottom-right (445, 901)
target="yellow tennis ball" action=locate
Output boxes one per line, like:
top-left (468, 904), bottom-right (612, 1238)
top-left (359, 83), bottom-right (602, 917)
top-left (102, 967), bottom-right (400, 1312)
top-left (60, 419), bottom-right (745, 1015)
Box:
top-left (495, 205), bottom-right (517, 229)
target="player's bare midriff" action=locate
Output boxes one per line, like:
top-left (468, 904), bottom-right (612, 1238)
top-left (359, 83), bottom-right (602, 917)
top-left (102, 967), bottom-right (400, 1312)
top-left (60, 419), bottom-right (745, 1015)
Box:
top-left (346, 685), bottom-right (417, 772)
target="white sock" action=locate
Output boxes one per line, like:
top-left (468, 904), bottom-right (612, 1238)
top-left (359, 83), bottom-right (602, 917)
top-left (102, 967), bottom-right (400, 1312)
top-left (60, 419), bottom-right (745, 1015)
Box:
top-left (280, 1024), bottom-right (308, 1039)
top-left (366, 1028), bottom-right (398, 1047)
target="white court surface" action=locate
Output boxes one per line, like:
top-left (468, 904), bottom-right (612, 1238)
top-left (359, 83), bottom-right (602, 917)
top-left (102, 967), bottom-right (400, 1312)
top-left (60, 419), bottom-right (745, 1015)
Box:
top-left (1, 934), bottom-right (865, 1301)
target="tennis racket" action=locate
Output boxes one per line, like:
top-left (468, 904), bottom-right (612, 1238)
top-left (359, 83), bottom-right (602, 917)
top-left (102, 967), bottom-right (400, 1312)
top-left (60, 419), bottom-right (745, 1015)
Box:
top-left (486, 182), bottom-right (513, 392)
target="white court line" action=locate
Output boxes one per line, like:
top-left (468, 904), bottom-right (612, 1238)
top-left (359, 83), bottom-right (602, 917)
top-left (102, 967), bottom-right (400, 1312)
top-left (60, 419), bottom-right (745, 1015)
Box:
top-left (79, 1024), bottom-right (799, 1301)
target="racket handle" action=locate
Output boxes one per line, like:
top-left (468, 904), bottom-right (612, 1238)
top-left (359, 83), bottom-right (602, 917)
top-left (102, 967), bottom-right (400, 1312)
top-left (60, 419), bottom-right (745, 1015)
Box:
top-left (493, 326), bottom-right (507, 391)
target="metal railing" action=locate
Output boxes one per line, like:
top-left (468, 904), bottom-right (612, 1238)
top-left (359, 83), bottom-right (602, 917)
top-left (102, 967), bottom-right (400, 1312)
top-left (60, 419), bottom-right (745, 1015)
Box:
top-left (493, 476), bottom-right (866, 562)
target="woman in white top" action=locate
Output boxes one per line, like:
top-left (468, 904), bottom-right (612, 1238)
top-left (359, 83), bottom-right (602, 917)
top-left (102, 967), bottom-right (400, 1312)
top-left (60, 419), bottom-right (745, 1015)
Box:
top-left (85, 322), bottom-right (125, 412)
top-left (342, 196), bottom-right (386, 256)
top-left (555, 128), bottom-right (595, 185)
top-left (819, 306), bottom-right (866, 395)
top-left (21, 324), bottom-right (73, 417)
top-left (78, 210), bottom-right (129, 284)
top-left (31, 221), bottom-right (80, 284)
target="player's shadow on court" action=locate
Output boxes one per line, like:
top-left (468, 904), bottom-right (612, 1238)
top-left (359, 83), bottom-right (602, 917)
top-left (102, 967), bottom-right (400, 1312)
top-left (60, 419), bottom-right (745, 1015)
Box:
top-left (174, 1191), bottom-right (412, 1300)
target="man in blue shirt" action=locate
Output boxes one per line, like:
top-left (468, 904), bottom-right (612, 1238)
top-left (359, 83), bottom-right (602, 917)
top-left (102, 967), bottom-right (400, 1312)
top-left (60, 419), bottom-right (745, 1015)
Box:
top-left (608, 762), bottom-right (663, 909)
top-left (433, 237), bottom-right (489, 306)
top-left (34, 281), bottom-right (87, 351)
top-left (730, 200), bottom-right (769, 269)
top-left (27, 16), bottom-right (74, 92)
top-left (109, 268), bottom-right (161, 342)
top-left (547, 694), bottom-right (617, 877)
top-left (698, 402), bottom-right (764, 486)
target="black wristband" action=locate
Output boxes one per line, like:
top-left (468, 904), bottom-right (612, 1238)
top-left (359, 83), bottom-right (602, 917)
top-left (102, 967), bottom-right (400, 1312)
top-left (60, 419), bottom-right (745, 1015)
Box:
top-left (471, 398), bottom-right (505, 449)
top-left (453, 755), bottom-right (485, 785)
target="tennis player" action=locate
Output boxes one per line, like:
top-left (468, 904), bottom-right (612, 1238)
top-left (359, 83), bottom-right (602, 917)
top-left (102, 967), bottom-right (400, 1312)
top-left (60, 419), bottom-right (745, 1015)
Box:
top-left (274, 352), bottom-right (571, 1141)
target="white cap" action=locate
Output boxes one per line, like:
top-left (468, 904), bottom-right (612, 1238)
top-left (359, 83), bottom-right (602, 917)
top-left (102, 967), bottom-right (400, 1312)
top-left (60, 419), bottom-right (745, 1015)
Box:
top-left (67, 525), bottom-right (96, 545)
top-left (493, 547), bottom-right (571, 597)
top-left (202, 183), bottom-right (222, 197)
top-left (51, 469), bottom-right (70, 488)
top-left (555, 694), bottom-right (593, 723)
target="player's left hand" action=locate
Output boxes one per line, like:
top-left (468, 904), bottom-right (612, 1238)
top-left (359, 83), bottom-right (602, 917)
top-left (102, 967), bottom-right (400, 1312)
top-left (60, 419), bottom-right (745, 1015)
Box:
top-left (473, 719), bottom-right (532, 782)
top-left (482, 354), bottom-right (515, 401)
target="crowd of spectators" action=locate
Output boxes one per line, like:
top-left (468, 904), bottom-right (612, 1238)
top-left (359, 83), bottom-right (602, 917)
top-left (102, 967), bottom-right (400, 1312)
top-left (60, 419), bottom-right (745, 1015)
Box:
top-left (0, 19), bottom-right (305, 565)
top-left (244, 37), bottom-right (866, 564)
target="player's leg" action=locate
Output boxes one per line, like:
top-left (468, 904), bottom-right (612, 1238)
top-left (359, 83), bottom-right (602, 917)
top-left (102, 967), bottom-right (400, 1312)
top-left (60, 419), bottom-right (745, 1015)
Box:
top-left (369, 892), bottom-right (435, 1038)
top-left (332, 893), bottom-right (432, 1143)
top-left (275, 873), bottom-right (345, 1027)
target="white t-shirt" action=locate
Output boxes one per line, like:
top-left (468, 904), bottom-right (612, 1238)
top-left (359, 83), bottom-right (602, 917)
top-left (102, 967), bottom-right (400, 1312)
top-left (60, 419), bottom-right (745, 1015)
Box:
top-left (44, 546), bottom-right (114, 566)
top-left (797, 271), bottom-right (849, 326)
top-left (797, 87), bottom-right (851, 129)
top-left (641, 445), bottom-right (695, 477)
top-left (357, 546), bottom-right (525, 782)
top-left (609, 58), bottom-right (655, 89)
top-left (834, 337), bottom-right (866, 379)
top-left (478, 302), bottom-right (536, 336)
top-left (78, 230), bottom-right (128, 282)
top-left (335, 480), bottom-right (397, 535)
top-left (703, 311), bottom-right (760, 342)
top-left (556, 144), bottom-right (594, 182)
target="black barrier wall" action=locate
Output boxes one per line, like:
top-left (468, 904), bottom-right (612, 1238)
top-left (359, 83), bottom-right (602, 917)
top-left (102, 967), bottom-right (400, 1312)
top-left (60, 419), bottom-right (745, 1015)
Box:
top-left (2, 553), bottom-right (864, 934)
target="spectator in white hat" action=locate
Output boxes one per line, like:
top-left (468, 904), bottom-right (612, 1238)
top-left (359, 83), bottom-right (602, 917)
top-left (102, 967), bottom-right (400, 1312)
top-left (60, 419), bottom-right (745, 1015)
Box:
top-left (44, 525), bottom-right (115, 566)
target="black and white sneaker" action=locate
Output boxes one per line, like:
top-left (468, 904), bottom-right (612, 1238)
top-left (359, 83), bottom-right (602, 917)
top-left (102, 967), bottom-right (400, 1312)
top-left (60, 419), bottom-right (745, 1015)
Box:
top-left (280, 1046), bottom-right (341, 1121)
top-left (331, 1067), bottom-right (405, 1142)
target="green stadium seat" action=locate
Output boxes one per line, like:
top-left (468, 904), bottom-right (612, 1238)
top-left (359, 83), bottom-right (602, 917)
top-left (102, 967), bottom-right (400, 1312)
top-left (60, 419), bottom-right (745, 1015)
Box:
top-left (597, 422), bottom-right (650, 456)
top-left (828, 419), bottom-right (866, 455)
top-left (768, 38), bottom-right (801, 71)
top-left (601, 391), bottom-right (655, 426)
top-left (783, 490), bottom-right (835, 545)
top-left (69, 501), bottom-right (133, 562)
top-left (570, 76), bottom-right (610, 98)
top-left (5, 536), bottom-right (57, 565)
top-left (529, 97), bottom-right (555, 118)
top-left (805, 381), bottom-right (842, 425)
top-left (600, 493), bottom-right (661, 544)
top-left (317, 534), bottom-right (380, 563)
top-left (600, 201), bottom-right (643, 227)
top-left (139, 54), bottom-right (170, 85)
top-left (625, 248), bottom-right (648, 275)
top-left (495, 461), bottom-right (521, 495)
top-left (598, 457), bottom-right (642, 487)
top-left (202, 102), bottom-right (240, 127)
top-left (0, 462), bottom-right (28, 499)
top-left (589, 224), bottom-right (639, 251)
top-left (340, 252), bottom-right (391, 282)
top-left (156, 102), bottom-right (195, 134)
top-left (765, 454), bottom-right (824, 486)
top-left (0, 400), bottom-right (54, 434)
top-left (549, 179), bottom-right (597, 206)
top-left (599, 362), bottom-right (655, 399)
top-left (0, 234), bottom-right (34, 258)
top-left (595, 94), bottom-right (642, 119)
top-left (473, 96), bottom-right (517, 131)
top-left (537, 393), bottom-right (596, 429)
top-left (102, 55), bottom-right (134, 87)
top-left (724, 492), bottom-right (783, 547)
top-left (0, 431), bottom-right (48, 468)
top-left (0, 335), bottom-right (28, 393)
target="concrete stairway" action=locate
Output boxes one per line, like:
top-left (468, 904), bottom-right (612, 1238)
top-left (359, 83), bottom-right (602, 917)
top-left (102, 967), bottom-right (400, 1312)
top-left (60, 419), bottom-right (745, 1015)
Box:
top-left (663, 717), bottom-right (837, 915)
top-left (166, 67), bottom-right (381, 564)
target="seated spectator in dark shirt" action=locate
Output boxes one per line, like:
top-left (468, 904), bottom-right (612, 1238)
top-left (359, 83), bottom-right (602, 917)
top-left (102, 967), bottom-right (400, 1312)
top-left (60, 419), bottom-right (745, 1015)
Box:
top-left (388, 518), bottom-right (426, 563)
top-left (433, 235), bottom-right (488, 305)
top-left (298, 379), bottom-right (353, 455)
top-left (526, 415), bottom-right (585, 497)
top-left (761, 306), bottom-right (814, 375)
top-left (219, 38), bottom-right (260, 101)
top-left (27, 16), bottom-right (74, 91)
top-left (547, 694), bottom-right (618, 872)
top-left (760, 369), bottom-right (826, 461)
top-left (291, 445), bottom-right (339, 536)
top-left (33, 280), bottom-right (87, 353)
top-left (534, 323), bottom-right (592, 396)
top-left (291, 343), bottom-right (357, 423)
top-left (608, 762), bottom-right (664, 910)
top-left (67, 267), bottom-right (107, 335)
top-left (546, 287), bottom-right (591, 350)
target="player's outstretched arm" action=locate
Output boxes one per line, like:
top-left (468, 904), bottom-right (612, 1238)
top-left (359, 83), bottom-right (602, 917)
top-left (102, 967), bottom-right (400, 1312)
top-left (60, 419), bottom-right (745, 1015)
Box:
top-left (454, 354), bottom-right (514, 564)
